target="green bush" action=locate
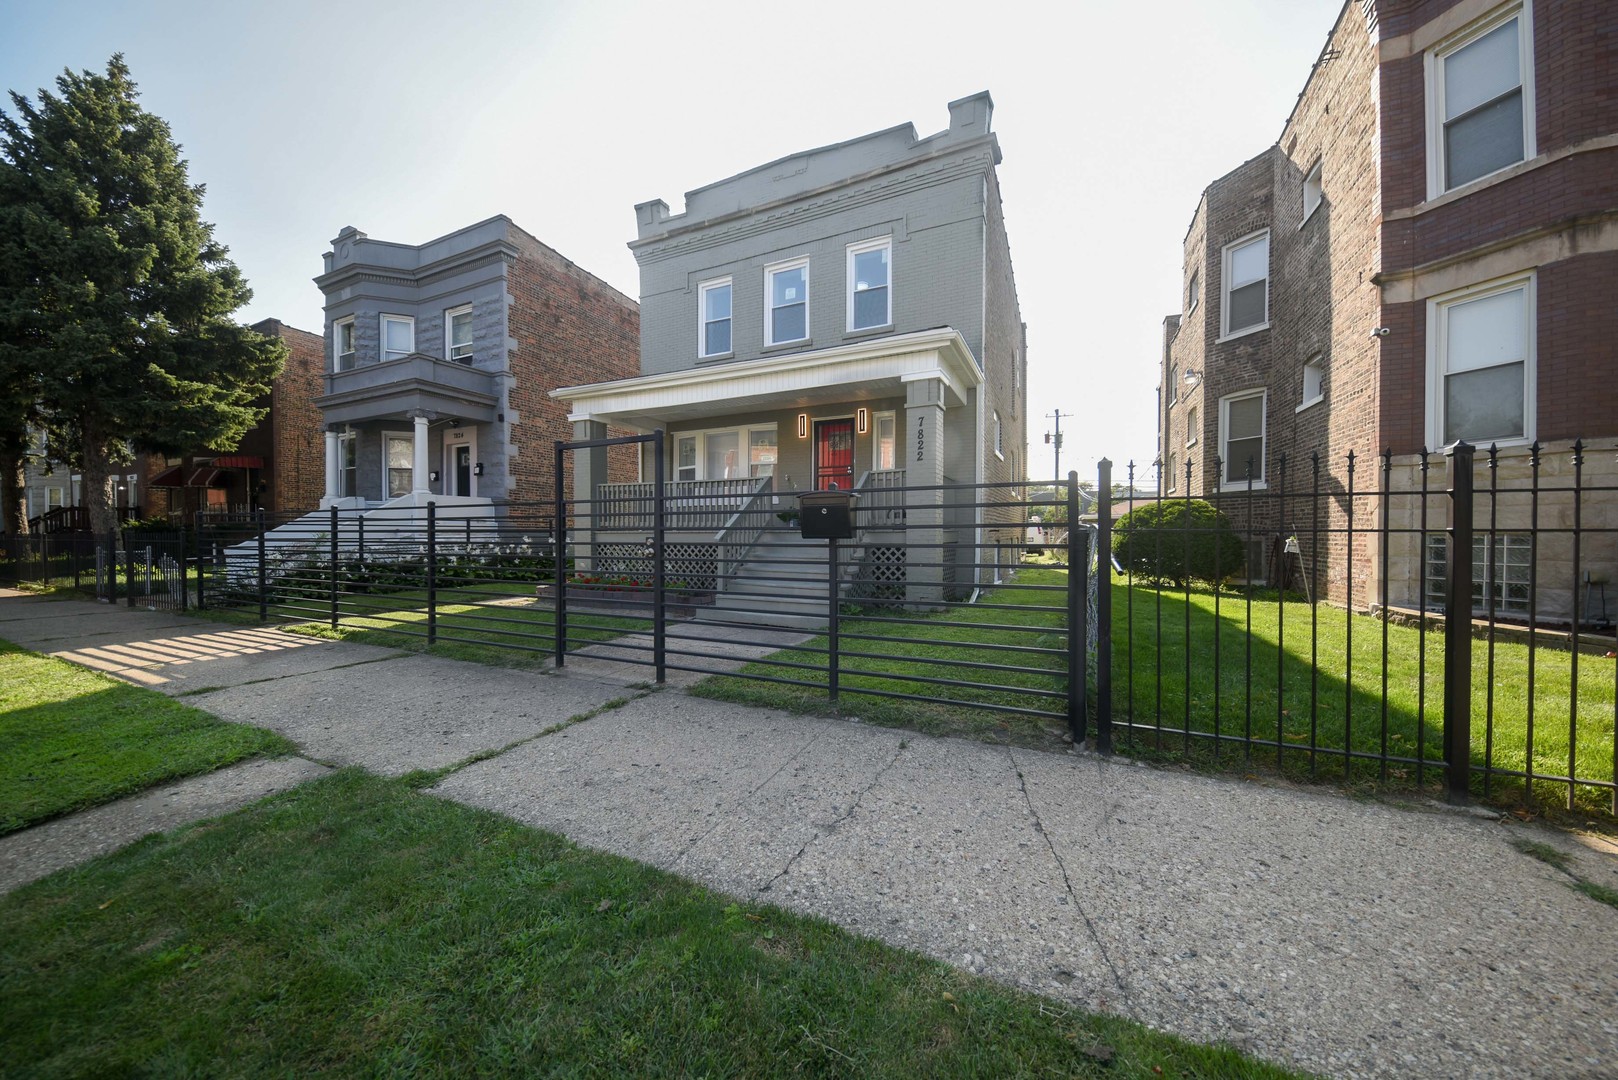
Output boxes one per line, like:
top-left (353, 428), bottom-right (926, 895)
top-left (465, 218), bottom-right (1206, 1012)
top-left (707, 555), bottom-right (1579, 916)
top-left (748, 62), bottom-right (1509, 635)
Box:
top-left (1111, 499), bottom-right (1244, 587)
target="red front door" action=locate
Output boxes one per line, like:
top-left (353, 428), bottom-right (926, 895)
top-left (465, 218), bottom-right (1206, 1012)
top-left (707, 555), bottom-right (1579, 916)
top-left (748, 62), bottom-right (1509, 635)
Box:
top-left (814, 419), bottom-right (855, 490)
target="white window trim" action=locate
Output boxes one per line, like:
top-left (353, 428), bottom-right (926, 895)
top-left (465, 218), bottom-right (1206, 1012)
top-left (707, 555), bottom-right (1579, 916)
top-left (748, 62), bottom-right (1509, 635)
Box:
top-left (1425, 272), bottom-right (1536, 449)
top-left (697, 277), bottom-right (733, 359)
top-left (764, 257), bottom-right (811, 346)
top-left (1218, 230), bottom-right (1270, 342)
top-left (381, 314), bottom-right (415, 362)
top-left (445, 304), bottom-right (473, 363)
top-left (1219, 388), bottom-right (1269, 489)
top-left (845, 236), bottom-right (893, 333)
top-left (1424, 2), bottom-right (1536, 201)
top-left (1187, 268), bottom-right (1200, 315)
top-left (1298, 356), bottom-right (1325, 413)
top-left (993, 411), bottom-right (1004, 461)
top-left (673, 424), bottom-right (780, 481)
top-left (1164, 454), bottom-right (1177, 494)
top-left (334, 316), bottom-right (355, 372)
top-left (873, 410), bottom-right (898, 471)
top-left (337, 428), bottom-right (357, 499)
top-left (1186, 405), bottom-right (1199, 448)
top-left (1301, 159), bottom-right (1323, 226)
top-left (384, 432), bottom-right (414, 499)
top-left (1167, 363), bottom-right (1179, 405)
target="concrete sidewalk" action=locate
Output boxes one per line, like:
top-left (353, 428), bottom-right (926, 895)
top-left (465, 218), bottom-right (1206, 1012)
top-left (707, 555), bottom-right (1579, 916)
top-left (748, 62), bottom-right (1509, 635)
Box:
top-left (3, 593), bottom-right (1616, 1079)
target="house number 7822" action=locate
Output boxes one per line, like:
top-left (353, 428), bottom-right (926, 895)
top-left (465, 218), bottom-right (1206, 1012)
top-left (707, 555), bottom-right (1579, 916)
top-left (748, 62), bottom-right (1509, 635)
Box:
top-left (915, 415), bottom-right (925, 462)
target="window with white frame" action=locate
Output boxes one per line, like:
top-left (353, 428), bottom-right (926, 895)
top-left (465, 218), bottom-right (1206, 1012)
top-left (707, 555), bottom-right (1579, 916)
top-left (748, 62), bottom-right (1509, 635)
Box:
top-left (446, 305), bottom-right (473, 363)
top-left (1168, 362), bottom-right (1179, 404)
top-left (335, 317), bottom-right (356, 372)
top-left (385, 434), bottom-right (413, 498)
top-left (1301, 356), bottom-right (1324, 409)
top-left (1302, 159), bottom-right (1323, 222)
top-left (337, 429), bottom-right (357, 497)
top-left (46, 486), bottom-right (64, 510)
top-left (1221, 389), bottom-right (1267, 486)
top-left (1186, 405), bottom-right (1198, 447)
top-left (1428, 3), bottom-right (1533, 196)
top-left (875, 412), bottom-right (897, 470)
top-left (672, 425), bottom-right (779, 481)
top-left (994, 411), bottom-right (1004, 459)
top-left (1429, 274), bottom-right (1534, 446)
top-left (1221, 231), bottom-right (1269, 337)
top-left (381, 315), bottom-right (414, 361)
top-left (766, 259), bottom-right (809, 345)
top-left (698, 278), bottom-right (732, 357)
top-left (1426, 532), bottom-right (1532, 614)
top-left (1164, 452), bottom-right (1178, 493)
top-left (1187, 268), bottom-right (1200, 314)
top-left (847, 237), bottom-right (891, 331)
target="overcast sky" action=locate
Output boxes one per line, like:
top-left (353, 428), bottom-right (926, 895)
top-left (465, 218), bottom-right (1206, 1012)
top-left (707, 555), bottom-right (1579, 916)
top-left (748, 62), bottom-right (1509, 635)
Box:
top-left (2, 0), bottom-right (1342, 483)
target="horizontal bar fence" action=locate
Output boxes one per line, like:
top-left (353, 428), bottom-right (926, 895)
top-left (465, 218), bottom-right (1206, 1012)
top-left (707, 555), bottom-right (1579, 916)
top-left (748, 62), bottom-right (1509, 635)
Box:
top-left (8, 434), bottom-right (1584, 820)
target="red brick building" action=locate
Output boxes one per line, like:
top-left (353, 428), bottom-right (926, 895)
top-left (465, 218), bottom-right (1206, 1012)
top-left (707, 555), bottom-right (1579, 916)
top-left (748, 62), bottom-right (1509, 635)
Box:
top-left (1160, 0), bottom-right (1617, 620)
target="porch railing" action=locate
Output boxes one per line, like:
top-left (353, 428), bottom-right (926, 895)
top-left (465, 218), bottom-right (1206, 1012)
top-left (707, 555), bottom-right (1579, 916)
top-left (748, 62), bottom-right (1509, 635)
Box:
top-left (597, 477), bottom-right (764, 531)
top-left (856, 469), bottom-right (906, 530)
top-left (715, 476), bottom-right (777, 586)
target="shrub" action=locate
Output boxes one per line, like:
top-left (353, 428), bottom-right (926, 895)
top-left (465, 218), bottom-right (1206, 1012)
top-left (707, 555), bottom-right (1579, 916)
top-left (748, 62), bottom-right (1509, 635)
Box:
top-left (1111, 499), bottom-right (1244, 587)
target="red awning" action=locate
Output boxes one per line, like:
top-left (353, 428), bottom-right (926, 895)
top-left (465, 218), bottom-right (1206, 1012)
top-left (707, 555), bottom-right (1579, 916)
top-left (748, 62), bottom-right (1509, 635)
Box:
top-left (150, 466), bottom-right (187, 488)
top-left (185, 467), bottom-right (230, 488)
top-left (210, 455), bottom-right (264, 469)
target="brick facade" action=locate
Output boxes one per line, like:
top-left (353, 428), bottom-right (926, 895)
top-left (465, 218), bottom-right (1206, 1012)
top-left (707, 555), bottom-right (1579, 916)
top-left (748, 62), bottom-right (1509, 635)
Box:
top-left (1160, 0), bottom-right (1618, 618)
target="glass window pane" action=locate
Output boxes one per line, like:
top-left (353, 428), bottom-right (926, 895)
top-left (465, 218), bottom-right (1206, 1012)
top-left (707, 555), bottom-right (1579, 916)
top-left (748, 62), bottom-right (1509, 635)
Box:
top-left (853, 286), bottom-right (888, 329)
top-left (1230, 236), bottom-right (1268, 287)
top-left (1445, 362), bottom-right (1524, 442)
top-left (876, 414), bottom-right (895, 470)
top-left (1228, 395), bottom-right (1264, 438)
top-left (1224, 437), bottom-right (1264, 484)
top-left (705, 432), bottom-right (739, 479)
top-left (772, 303), bottom-right (806, 342)
top-left (338, 322), bottom-right (354, 352)
top-left (853, 247), bottom-right (888, 291)
top-left (1444, 19), bottom-right (1519, 119)
top-left (1446, 286), bottom-right (1525, 372)
top-left (1445, 91), bottom-right (1524, 188)
top-left (705, 318), bottom-right (731, 355)
top-left (749, 429), bottom-right (777, 477)
top-left (1227, 280), bottom-right (1267, 331)
top-left (705, 283), bottom-right (730, 321)
top-left (387, 437), bottom-right (413, 469)
top-left (451, 311), bottom-right (472, 346)
top-left (384, 318), bottom-right (413, 356)
top-left (772, 266), bottom-right (805, 306)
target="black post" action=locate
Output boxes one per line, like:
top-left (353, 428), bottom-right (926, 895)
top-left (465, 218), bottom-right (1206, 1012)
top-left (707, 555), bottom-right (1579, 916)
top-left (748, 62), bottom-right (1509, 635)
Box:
top-left (178, 520), bottom-right (187, 612)
top-left (1443, 441), bottom-right (1475, 804)
top-left (124, 529), bottom-right (135, 609)
top-left (193, 512), bottom-right (204, 609)
top-left (553, 439), bottom-right (567, 666)
top-left (330, 505), bottom-right (340, 629)
top-left (652, 429), bottom-right (666, 684)
top-left (107, 529), bottom-right (118, 605)
top-left (827, 536), bottom-right (840, 704)
top-left (257, 507), bottom-right (268, 621)
top-left (426, 501), bottom-right (438, 645)
top-left (1065, 470), bottom-right (1085, 745)
top-left (1095, 458), bottom-right (1114, 754)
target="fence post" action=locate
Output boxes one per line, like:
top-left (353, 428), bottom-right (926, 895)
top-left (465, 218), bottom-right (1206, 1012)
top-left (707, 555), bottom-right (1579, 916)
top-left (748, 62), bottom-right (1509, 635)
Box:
top-left (193, 512), bottom-right (204, 609)
top-left (652, 429), bottom-right (666, 684)
top-left (1066, 471), bottom-right (1086, 745)
top-left (330, 505), bottom-right (340, 629)
top-left (426, 501), bottom-right (438, 645)
top-left (1443, 441), bottom-right (1475, 804)
top-left (256, 507), bottom-right (268, 621)
top-left (553, 439), bottom-right (567, 667)
top-left (827, 536), bottom-right (840, 704)
top-left (106, 530), bottom-right (117, 605)
top-left (1096, 458), bottom-right (1114, 754)
top-left (124, 529), bottom-right (135, 609)
top-left (178, 522), bottom-right (187, 612)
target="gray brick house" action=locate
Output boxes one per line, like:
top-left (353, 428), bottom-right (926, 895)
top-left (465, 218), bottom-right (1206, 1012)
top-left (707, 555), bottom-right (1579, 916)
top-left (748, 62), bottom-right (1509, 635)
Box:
top-left (553, 92), bottom-right (1028, 604)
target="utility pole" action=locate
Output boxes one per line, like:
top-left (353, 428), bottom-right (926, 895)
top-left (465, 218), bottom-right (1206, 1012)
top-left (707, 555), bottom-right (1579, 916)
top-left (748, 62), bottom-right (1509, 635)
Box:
top-left (1044, 409), bottom-right (1066, 481)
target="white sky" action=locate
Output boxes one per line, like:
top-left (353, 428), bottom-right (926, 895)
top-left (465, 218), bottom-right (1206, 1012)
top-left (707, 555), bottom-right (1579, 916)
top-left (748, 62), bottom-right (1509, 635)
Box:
top-left (1, 0), bottom-right (1342, 483)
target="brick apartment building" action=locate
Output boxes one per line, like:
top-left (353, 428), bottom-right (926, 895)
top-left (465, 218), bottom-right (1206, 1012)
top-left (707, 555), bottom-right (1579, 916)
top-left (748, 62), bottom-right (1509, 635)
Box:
top-left (313, 216), bottom-right (638, 512)
top-left (1159, 0), bottom-right (1617, 621)
top-left (21, 318), bottom-right (326, 526)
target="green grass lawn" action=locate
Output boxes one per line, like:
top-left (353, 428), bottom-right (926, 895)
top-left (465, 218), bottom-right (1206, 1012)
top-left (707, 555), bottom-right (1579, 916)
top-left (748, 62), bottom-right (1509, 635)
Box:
top-left (0, 641), bottom-right (294, 834)
top-left (0, 769), bottom-right (1306, 1079)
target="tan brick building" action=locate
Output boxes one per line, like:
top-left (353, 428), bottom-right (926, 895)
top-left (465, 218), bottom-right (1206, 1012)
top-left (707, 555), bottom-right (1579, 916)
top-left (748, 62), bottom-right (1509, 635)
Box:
top-left (1160, 0), bottom-right (1617, 622)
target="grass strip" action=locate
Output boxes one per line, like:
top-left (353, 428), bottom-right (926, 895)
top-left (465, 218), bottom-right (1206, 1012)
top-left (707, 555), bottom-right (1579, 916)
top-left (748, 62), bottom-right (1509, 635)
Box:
top-left (0, 640), bottom-right (294, 834)
top-left (0, 770), bottom-right (1307, 1078)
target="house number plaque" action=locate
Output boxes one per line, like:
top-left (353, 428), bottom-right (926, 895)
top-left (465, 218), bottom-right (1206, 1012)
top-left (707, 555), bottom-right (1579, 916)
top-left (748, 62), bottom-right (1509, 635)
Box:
top-left (915, 415), bottom-right (925, 462)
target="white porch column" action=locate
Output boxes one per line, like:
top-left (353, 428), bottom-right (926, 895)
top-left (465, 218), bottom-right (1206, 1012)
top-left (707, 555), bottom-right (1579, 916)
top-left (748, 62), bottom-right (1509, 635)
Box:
top-left (412, 413), bottom-right (430, 495)
top-left (904, 376), bottom-right (948, 604)
top-left (323, 430), bottom-right (339, 502)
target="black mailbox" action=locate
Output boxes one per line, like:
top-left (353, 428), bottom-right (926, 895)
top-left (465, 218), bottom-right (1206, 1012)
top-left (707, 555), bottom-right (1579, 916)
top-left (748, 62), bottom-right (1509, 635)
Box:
top-left (798, 490), bottom-right (856, 539)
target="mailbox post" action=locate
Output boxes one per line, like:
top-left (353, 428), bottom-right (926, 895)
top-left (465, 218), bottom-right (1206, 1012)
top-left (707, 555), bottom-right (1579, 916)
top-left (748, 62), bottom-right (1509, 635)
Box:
top-left (798, 491), bottom-right (856, 703)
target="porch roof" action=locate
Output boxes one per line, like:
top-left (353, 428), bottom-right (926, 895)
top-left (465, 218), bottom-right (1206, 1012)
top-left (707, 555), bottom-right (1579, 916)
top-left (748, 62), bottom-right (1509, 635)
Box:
top-left (551, 327), bottom-right (979, 429)
top-left (317, 353), bottom-right (499, 426)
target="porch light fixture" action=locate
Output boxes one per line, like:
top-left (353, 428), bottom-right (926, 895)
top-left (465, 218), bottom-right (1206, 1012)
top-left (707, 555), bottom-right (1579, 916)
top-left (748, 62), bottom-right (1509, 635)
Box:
top-left (856, 407), bottom-right (869, 434)
top-left (1183, 370), bottom-right (1203, 389)
top-left (797, 413), bottom-right (808, 439)
top-left (473, 462), bottom-right (484, 477)
top-left (429, 470), bottom-right (440, 483)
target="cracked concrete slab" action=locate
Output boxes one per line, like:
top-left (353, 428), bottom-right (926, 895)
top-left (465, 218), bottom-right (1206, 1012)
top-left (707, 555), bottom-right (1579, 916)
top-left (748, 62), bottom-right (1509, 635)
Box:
top-left (0, 755), bottom-right (330, 893)
top-left (190, 655), bottom-right (638, 775)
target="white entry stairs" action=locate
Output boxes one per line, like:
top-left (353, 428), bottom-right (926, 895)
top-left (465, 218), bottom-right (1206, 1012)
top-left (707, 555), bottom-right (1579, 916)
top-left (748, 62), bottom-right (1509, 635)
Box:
top-left (702, 532), bottom-right (839, 631)
top-left (222, 503), bottom-right (505, 584)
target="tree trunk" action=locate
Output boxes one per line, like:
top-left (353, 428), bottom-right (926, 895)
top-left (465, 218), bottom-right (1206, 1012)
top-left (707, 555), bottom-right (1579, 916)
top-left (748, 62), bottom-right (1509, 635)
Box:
top-left (80, 421), bottom-right (120, 538)
top-left (0, 451), bottom-right (26, 535)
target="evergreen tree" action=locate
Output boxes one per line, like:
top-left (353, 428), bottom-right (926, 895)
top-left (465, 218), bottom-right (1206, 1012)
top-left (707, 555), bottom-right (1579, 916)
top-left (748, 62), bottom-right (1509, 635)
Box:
top-left (0, 56), bottom-right (283, 535)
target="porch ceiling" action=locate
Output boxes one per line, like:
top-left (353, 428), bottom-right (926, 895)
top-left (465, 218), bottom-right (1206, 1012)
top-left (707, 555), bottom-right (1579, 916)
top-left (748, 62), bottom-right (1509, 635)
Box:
top-left (553, 327), bottom-right (979, 431)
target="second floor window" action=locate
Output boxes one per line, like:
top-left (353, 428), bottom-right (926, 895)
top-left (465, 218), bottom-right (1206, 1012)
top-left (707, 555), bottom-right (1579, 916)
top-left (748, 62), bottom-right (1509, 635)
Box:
top-left (447, 306), bottom-right (473, 363)
top-left (1222, 231), bottom-right (1270, 338)
top-left (1430, 5), bottom-right (1532, 195)
top-left (699, 279), bottom-right (731, 357)
top-left (766, 259), bottom-right (809, 345)
top-left (1221, 389), bottom-right (1267, 486)
top-left (847, 238), bottom-right (891, 331)
top-left (335, 317), bottom-right (355, 371)
top-left (382, 315), bottom-right (415, 361)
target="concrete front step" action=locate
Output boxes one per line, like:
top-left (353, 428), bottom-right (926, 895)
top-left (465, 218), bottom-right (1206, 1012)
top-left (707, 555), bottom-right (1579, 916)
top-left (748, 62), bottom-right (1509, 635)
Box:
top-left (694, 607), bottom-right (827, 631)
